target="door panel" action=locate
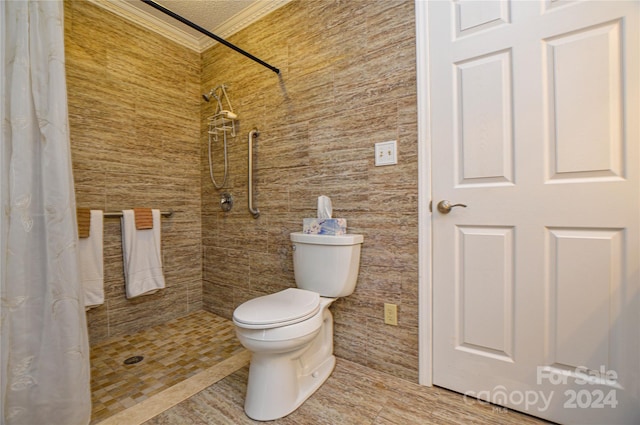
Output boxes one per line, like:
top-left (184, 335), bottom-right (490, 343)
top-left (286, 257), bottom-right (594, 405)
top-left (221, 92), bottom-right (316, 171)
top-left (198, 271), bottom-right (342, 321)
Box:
top-left (455, 50), bottom-right (514, 185)
top-left (429, 1), bottom-right (639, 423)
top-left (455, 0), bottom-right (510, 38)
top-left (544, 20), bottom-right (624, 180)
top-left (457, 225), bottom-right (515, 360)
top-left (546, 228), bottom-right (623, 370)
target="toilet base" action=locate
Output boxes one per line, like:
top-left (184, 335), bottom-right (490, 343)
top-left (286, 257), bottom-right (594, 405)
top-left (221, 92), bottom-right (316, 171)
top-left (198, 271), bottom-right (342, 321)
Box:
top-left (244, 351), bottom-right (336, 421)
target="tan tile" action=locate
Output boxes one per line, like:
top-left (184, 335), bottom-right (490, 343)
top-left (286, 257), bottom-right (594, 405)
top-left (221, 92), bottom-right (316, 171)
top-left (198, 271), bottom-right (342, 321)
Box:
top-left (143, 358), bottom-right (550, 425)
top-left (65, 0), bottom-right (201, 343)
top-left (89, 311), bottom-right (243, 424)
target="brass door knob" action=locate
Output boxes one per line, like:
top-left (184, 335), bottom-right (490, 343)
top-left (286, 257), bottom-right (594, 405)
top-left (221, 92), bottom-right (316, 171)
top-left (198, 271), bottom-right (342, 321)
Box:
top-left (437, 200), bottom-right (467, 214)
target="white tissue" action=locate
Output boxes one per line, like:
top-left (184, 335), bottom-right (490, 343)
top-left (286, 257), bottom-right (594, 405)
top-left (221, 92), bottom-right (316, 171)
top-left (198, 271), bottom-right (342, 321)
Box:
top-left (317, 195), bottom-right (333, 219)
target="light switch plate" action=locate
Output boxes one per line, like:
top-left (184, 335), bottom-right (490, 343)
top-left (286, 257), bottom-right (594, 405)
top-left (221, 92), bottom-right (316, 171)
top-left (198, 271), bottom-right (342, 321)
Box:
top-left (375, 140), bottom-right (397, 166)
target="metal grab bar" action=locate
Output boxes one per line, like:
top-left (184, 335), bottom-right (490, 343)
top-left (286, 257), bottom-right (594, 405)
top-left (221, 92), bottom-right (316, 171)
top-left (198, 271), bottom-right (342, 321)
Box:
top-left (248, 129), bottom-right (260, 219)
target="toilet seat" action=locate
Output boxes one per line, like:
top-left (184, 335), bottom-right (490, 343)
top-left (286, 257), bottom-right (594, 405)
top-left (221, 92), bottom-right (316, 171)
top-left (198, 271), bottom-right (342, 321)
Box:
top-left (233, 288), bottom-right (320, 329)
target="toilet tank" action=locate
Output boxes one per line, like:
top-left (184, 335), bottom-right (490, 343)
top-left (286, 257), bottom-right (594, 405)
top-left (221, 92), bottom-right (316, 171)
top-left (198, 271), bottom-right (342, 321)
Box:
top-left (290, 232), bottom-right (364, 298)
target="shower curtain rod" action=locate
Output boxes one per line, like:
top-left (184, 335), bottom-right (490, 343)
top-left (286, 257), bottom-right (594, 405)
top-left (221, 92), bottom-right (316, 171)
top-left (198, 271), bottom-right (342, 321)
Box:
top-left (141, 0), bottom-right (280, 75)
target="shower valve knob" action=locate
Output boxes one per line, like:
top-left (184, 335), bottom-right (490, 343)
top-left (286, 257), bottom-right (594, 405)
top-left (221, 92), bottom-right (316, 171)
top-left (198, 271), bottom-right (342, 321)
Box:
top-left (220, 192), bottom-right (233, 212)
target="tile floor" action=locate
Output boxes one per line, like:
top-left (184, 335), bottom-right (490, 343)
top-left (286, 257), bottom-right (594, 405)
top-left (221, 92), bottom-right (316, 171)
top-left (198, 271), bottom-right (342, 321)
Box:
top-left (91, 310), bottom-right (550, 425)
top-left (90, 311), bottom-right (244, 424)
top-left (143, 358), bottom-right (551, 425)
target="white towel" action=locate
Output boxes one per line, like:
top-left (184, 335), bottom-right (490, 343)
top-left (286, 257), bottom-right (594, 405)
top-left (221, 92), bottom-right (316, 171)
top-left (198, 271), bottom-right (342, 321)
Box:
top-left (78, 210), bottom-right (104, 310)
top-left (121, 209), bottom-right (165, 299)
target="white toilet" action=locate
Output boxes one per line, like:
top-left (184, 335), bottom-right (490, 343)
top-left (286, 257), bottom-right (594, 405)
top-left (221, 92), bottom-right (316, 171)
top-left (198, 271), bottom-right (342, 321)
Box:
top-left (233, 231), bottom-right (364, 421)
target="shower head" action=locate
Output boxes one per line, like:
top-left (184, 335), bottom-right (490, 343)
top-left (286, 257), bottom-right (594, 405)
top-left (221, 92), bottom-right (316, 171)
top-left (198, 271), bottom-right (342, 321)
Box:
top-left (203, 85), bottom-right (234, 119)
top-left (202, 84), bottom-right (228, 103)
top-left (202, 89), bottom-right (216, 102)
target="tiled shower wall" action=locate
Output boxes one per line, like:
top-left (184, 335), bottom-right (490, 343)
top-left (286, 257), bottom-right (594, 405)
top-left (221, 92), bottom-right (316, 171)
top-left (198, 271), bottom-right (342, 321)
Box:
top-left (201, 1), bottom-right (419, 381)
top-left (64, 1), bottom-right (202, 344)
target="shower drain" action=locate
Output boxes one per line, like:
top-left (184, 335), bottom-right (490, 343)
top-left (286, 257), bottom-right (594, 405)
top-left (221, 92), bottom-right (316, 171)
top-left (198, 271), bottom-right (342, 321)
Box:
top-left (123, 355), bottom-right (144, 365)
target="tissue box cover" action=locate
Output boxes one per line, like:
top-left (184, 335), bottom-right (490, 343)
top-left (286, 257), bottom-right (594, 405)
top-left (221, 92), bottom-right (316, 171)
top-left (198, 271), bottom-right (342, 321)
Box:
top-left (303, 218), bottom-right (347, 235)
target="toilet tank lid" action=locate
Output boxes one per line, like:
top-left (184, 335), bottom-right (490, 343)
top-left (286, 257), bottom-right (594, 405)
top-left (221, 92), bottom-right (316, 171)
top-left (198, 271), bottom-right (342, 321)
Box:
top-left (233, 288), bottom-right (320, 327)
top-left (290, 232), bottom-right (363, 245)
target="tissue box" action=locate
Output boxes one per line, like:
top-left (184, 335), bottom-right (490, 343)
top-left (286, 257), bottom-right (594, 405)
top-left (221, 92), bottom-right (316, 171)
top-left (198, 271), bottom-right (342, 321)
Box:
top-left (303, 218), bottom-right (347, 235)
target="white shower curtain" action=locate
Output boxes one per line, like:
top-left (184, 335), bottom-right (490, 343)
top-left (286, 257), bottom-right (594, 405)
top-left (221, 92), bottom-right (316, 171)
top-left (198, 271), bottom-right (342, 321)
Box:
top-left (1, 1), bottom-right (91, 424)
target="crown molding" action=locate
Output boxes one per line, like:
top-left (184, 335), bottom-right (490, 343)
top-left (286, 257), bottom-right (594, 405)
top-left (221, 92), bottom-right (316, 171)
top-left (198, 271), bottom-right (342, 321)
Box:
top-left (86, 0), bottom-right (293, 53)
top-left (87, 0), bottom-right (201, 51)
top-left (199, 0), bottom-right (293, 51)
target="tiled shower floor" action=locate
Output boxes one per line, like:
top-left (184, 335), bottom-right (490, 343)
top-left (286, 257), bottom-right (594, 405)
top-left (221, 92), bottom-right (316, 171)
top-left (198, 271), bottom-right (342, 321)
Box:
top-left (89, 310), bottom-right (244, 424)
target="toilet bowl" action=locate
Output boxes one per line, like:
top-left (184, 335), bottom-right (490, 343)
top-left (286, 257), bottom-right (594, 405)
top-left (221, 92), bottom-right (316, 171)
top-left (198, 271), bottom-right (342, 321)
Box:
top-left (233, 232), bottom-right (363, 421)
top-left (234, 290), bottom-right (336, 421)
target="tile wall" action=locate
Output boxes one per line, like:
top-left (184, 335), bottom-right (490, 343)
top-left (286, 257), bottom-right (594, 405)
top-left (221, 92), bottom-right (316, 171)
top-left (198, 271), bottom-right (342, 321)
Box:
top-left (201, 0), bottom-right (419, 381)
top-left (64, 1), bottom-right (202, 344)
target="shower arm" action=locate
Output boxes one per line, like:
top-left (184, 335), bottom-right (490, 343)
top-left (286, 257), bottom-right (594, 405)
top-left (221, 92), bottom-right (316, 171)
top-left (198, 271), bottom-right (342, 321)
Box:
top-left (248, 129), bottom-right (260, 219)
top-left (141, 0), bottom-right (280, 75)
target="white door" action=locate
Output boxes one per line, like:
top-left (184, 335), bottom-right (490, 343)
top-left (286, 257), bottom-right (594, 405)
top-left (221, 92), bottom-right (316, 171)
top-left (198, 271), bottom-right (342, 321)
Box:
top-left (429, 1), bottom-right (639, 424)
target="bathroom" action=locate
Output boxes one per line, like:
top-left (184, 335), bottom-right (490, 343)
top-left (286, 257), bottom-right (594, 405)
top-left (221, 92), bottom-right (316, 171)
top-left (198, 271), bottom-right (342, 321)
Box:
top-left (4, 0), bottom-right (638, 423)
top-left (66, 0), bottom-right (419, 378)
top-left (65, 0), bottom-right (421, 421)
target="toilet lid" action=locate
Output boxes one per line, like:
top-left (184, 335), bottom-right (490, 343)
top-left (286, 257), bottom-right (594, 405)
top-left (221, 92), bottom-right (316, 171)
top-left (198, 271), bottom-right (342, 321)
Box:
top-left (233, 288), bottom-right (320, 328)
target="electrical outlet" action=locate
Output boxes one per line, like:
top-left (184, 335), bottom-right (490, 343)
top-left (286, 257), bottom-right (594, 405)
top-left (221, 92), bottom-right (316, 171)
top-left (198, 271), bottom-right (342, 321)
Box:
top-left (375, 140), bottom-right (397, 166)
top-left (384, 303), bottom-right (398, 326)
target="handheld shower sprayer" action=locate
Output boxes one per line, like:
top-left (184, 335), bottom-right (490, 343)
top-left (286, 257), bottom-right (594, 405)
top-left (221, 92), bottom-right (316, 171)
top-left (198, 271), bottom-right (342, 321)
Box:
top-left (205, 83), bottom-right (238, 191)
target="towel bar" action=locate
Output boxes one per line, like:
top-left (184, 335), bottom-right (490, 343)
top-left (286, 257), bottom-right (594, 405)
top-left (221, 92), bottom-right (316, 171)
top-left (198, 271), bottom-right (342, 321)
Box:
top-left (103, 210), bottom-right (174, 218)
